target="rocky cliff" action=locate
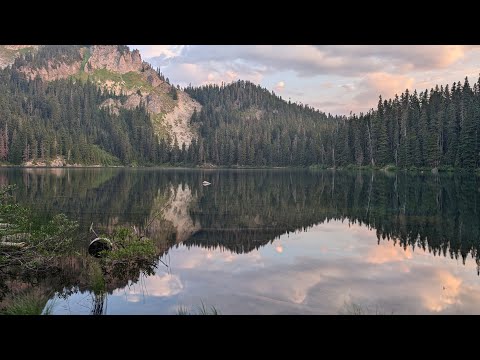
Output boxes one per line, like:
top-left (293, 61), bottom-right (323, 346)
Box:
top-left (8, 45), bottom-right (201, 146)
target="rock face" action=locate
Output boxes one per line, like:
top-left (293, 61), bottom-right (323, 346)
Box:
top-left (85, 45), bottom-right (143, 74)
top-left (164, 91), bottom-right (202, 146)
top-left (20, 61), bottom-right (82, 82)
top-left (14, 45), bottom-right (201, 147)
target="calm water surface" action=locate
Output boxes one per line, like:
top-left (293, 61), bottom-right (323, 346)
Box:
top-left (2, 168), bottom-right (480, 314)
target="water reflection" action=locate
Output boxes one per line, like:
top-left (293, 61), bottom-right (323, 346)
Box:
top-left (1, 168), bottom-right (480, 314)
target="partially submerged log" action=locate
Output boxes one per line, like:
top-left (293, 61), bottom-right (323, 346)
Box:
top-left (88, 237), bottom-right (113, 258)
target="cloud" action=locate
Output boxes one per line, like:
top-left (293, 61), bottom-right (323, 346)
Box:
top-left (145, 45), bottom-right (475, 81)
top-left (341, 83), bottom-right (355, 91)
top-left (275, 81), bottom-right (285, 92)
top-left (314, 45), bottom-right (470, 72)
top-left (367, 242), bottom-right (413, 264)
top-left (115, 273), bottom-right (183, 298)
top-left (311, 100), bottom-right (346, 108)
top-left (130, 45), bottom-right (184, 60)
top-left (152, 59), bottom-right (264, 87)
top-left (133, 45), bottom-right (480, 115)
top-left (423, 270), bottom-right (462, 312)
top-left (354, 72), bottom-right (415, 107)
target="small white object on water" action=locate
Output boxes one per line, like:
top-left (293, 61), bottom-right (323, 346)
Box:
top-left (202, 181), bottom-right (211, 186)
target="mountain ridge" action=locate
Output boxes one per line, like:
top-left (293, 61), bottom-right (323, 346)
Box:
top-left (1, 45), bottom-right (201, 147)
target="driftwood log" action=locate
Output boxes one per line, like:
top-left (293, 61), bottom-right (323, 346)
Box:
top-left (0, 242), bottom-right (26, 248)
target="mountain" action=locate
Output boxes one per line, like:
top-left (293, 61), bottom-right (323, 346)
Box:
top-left (0, 45), bottom-right (479, 170)
top-left (184, 78), bottom-right (480, 170)
top-left (184, 81), bottom-right (340, 166)
top-left (3, 45), bottom-right (201, 146)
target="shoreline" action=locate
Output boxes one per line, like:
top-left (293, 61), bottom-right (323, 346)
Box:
top-left (0, 163), bottom-right (478, 173)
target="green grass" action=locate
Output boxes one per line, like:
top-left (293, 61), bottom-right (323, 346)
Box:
top-left (122, 71), bottom-right (153, 91)
top-left (18, 47), bottom-right (36, 55)
top-left (151, 113), bottom-right (172, 141)
top-left (101, 228), bottom-right (157, 262)
top-left (339, 301), bottom-right (393, 315)
top-left (92, 68), bottom-right (123, 83)
top-left (80, 48), bottom-right (91, 72)
top-left (87, 145), bottom-right (121, 166)
top-left (1, 292), bottom-right (51, 315)
top-left (177, 302), bottom-right (220, 315)
top-left (88, 261), bottom-right (106, 295)
top-left (73, 69), bottom-right (157, 93)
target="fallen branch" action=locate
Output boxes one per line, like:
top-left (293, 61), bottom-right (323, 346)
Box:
top-left (0, 242), bottom-right (27, 248)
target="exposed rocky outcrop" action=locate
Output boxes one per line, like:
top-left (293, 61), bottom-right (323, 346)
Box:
top-left (164, 91), bottom-right (202, 146)
top-left (20, 61), bottom-right (82, 81)
top-left (85, 45), bottom-right (142, 74)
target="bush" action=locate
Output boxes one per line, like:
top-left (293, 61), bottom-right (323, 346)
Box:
top-left (100, 228), bottom-right (156, 263)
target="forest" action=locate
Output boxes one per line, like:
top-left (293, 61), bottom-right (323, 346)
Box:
top-left (185, 78), bottom-right (480, 169)
top-left (1, 46), bottom-right (479, 170)
top-left (0, 67), bottom-right (162, 165)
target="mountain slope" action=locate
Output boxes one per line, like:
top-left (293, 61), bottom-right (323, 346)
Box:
top-left (185, 80), bottom-right (341, 166)
top-left (11, 45), bottom-right (201, 146)
top-left (0, 66), bottom-right (163, 165)
top-left (0, 45), bottom-right (38, 68)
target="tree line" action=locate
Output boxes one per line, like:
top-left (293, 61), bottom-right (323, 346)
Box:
top-left (185, 78), bottom-right (480, 170)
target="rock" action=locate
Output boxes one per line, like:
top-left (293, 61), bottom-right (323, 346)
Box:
top-left (85, 46), bottom-right (143, 74)
top-left (431, 167), bottom-right (439, 174)
top-left (20, 60), bottom-right (82, 81)
top-left (88, 237), bottom-right (113, 258)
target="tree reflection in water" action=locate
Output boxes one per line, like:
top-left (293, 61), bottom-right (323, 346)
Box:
top-left (0, 168), bottom-right (479, 313)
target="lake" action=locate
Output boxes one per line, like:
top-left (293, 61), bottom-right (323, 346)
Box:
top-left (1, 168), bottom-right (480, 314)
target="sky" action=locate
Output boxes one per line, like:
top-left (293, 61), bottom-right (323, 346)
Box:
top-left (130, 45), bottom-right (480, 116)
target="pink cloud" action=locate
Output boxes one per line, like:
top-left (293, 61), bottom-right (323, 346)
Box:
top-left (275, 81), bottom-right (285, 92)
top-left (367, 242), bottom-right (413, 264)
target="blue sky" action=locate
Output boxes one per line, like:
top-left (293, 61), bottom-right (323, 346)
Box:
top-left (131, 45), bottom-right (480, 115)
